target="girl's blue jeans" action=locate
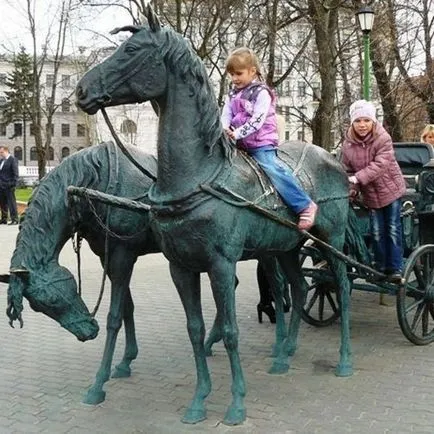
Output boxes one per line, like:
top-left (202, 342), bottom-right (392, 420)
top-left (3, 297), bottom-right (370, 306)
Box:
top-left (369, 198), bottom-right (403, 273)
top-left (248, 148), bottom-right (312, 213)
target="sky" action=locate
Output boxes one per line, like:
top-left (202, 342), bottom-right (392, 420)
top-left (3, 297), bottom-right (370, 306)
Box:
top-left (0, 0), bottom-right (134, 55)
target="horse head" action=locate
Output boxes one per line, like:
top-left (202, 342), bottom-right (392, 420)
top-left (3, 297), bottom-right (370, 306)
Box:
top-left (76, 9), bottom-right (167, 115)
top-left (6, 264), bottom-right (99, 342)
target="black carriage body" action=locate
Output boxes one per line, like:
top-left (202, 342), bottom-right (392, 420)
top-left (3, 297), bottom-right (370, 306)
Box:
top-left (301, 142), bottom-right (434, 345)
top-left (395, 142), bottom-right (434, 247)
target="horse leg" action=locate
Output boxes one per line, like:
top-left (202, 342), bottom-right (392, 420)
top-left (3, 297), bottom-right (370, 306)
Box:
top-left (323, 248), bottom-right (353, 377)
top-left (83, 255), bottom-right (134, 405)
top-left (204, 275), bottom-right (239, 356)
top-left (112, 286), bottom-right (138, 378)
top-left (269, 250), bottom-right (305, 375)
top-left (169, 262), bottom-right (211, 424)
top-left (208, 260), bottom-right (246, 425)
top-left (259, 256), bottom-right (287, 357)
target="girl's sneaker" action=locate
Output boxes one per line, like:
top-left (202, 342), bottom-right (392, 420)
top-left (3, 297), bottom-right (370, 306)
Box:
top-left (298, 202), bottom-right (318, 231)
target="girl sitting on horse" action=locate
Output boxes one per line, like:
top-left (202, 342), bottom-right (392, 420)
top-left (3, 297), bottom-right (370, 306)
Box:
top-left (221, 47), bottom-right (318, 231)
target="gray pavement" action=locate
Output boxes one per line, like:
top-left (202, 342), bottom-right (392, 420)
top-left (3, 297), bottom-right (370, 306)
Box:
top-left (1, 224), bottom-right (434, 433)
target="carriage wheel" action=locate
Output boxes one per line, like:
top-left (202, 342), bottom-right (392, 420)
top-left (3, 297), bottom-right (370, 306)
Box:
top-left (397, 244), bottom-right (434, 345)
top-left (300, 243), bottom-right (341, 327)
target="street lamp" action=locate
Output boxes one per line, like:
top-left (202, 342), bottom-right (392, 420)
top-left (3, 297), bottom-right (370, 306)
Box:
top-left (356, 6), bottom-right (375, 100)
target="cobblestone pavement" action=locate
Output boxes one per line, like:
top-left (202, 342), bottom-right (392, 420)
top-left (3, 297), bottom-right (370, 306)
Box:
top-left (1, 225), bottom-right (434, 433)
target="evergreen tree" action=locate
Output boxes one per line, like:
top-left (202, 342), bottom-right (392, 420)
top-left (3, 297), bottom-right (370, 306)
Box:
top-left (3, 47), bottom-right (34, 128)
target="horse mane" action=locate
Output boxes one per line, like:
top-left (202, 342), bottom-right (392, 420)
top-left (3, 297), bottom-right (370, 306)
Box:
top-left (158, 27), bottom-right (234, 160)
top-left (10, 144), bottom-right (109, 269)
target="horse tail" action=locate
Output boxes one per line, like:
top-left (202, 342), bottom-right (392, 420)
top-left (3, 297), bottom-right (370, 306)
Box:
top-left (344, 205), bottom-right (370, 265)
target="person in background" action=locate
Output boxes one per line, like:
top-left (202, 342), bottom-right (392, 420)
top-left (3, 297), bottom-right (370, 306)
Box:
top-left (0, 145), bottom-right (19, 225)
top-left (341, 100), bottom-right (406, 283)
top-left (221, 46), bottom-right (318, 231)
top-left (420, 124), bottom-right (434, 146)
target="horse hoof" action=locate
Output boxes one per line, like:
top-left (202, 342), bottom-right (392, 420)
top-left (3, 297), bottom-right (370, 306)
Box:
top-left (112, 365), bottom-right (131, 378)
top-left (204, 347), bottom-right (213, 357)
top-left (223, 407), bottom-right (246, 426)
top-left (82, 389), bottom-right (106, 405)
top-left (181, 408), bottom-right (207, 424)
top-left (268, 361), bottom-right (289, 375)
top-left (335, 364), bottom-right (353, 377)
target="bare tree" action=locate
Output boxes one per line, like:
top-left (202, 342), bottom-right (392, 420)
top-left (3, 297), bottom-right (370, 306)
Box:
top-left (387, 0), bottom-right (434, 137)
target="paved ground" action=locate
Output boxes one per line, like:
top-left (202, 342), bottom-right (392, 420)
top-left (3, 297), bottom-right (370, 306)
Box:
top-left (1, 224), bottom-right (434, 433)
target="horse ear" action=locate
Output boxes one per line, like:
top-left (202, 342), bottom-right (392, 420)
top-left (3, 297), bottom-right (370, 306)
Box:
top-left (110, 25), bottom-right (141, 35)
top-left (0, 274), bottom-right (10, 283)
top-left (145, 4), bottom-right (161, 32)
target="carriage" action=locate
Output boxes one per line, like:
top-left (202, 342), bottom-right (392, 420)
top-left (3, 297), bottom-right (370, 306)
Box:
top-left (300, 141), bottom-right (434, 345)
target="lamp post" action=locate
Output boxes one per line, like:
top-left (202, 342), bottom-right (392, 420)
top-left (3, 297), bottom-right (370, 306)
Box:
top-left (356, 6), bottom-right (375, 100)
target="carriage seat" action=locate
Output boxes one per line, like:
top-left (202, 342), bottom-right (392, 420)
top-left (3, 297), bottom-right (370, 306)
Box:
top-left (393, 142), bottom-right (434, 190)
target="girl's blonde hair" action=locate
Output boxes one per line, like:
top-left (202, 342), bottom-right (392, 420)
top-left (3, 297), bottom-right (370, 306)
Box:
top-left (421, 124), bottom-right (434, 143)
top-left (225, 47), bottom-right (264, 80)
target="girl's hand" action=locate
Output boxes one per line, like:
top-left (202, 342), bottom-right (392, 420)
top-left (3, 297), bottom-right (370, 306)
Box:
top-left (348, 175), bottom-right (358, 184)
top-left (225, 128), bottom-right (235, 140)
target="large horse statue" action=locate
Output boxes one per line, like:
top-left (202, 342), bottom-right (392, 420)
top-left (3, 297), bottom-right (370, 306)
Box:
top-left (4, 141), bottom-right (159, 405)
top-left (75, 8), bottom-right (364, 425)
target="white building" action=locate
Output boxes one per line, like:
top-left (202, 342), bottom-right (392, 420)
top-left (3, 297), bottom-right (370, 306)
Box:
top-left (0, 53), bottom-right (91, 167)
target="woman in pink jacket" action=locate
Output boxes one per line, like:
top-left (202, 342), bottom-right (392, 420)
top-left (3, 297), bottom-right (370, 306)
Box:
top-left (341, 100), bottom-right (406, 283)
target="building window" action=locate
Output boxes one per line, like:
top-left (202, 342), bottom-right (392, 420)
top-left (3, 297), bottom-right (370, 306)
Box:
top-left (0, 73), bottom-right (7, 85)
top-left (77, 123), bottom-right (86, 137)
top-left (46, 96), bottom-right (53, 111)
top-left (297, 81), bottom-right (306, 98)
top-left (275, 55), bottom-right (282, 75)
top-left (48, 146), bottom-right (54, 160)
top-left (61, 74), bottom-right (70, 88)
top-left (62, 98), bottom-right (71, 112)
top-left (312, 82), bottom-right (320, 101)
top-left (14, 146), bottom-right (23, 161)
top-left (120, 119), bottom-right (137, 134)
top-left (30, 146), bottom-right (38, 161)
top-left (61, 147), bottom-right (70, 159)
top-left (46, 123), bottom-right (54, 135)
top-left (297, 131), bottom-right (304, 141)
top-left (46, 74), bottom-right (54, 88)
top-left (297, 30), bottom-right (307, 43)
top-left (284, 106), bottom-right (290, 123)
top-left (298, 58), bottom-right (306, 72)
top-left (61, 124), bottom-right (70, 137)
top-left (0, 123), bottom-right (6, 136)
top-left (14, 123), bottom-right (22, 137)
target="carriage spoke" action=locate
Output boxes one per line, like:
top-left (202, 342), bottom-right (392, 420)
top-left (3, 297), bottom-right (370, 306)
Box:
top-left (318, 293), bottom-right (325, 321)
top-left (422, 305), bottom-right (430, 336)
top-left (325, 291), bottom-right (339, 314)
top-left (405, 280), bottom-right (426, 296)
top-left (410, 302), bottom-right (425, 331)
top-left (305, 289), bottom-right (320, 314)
top-left (414, 264), bottom-right (427, 289)
top-left (429, 303), bottom-right (434, 321)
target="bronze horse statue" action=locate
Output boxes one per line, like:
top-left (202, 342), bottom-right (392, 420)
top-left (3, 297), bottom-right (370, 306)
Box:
top-left (76, 8), bottom-right (364, 425)
top-left (5, 141), bottom-right (159, 405)
top-left (3, 140), bottom-right (285, 407)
